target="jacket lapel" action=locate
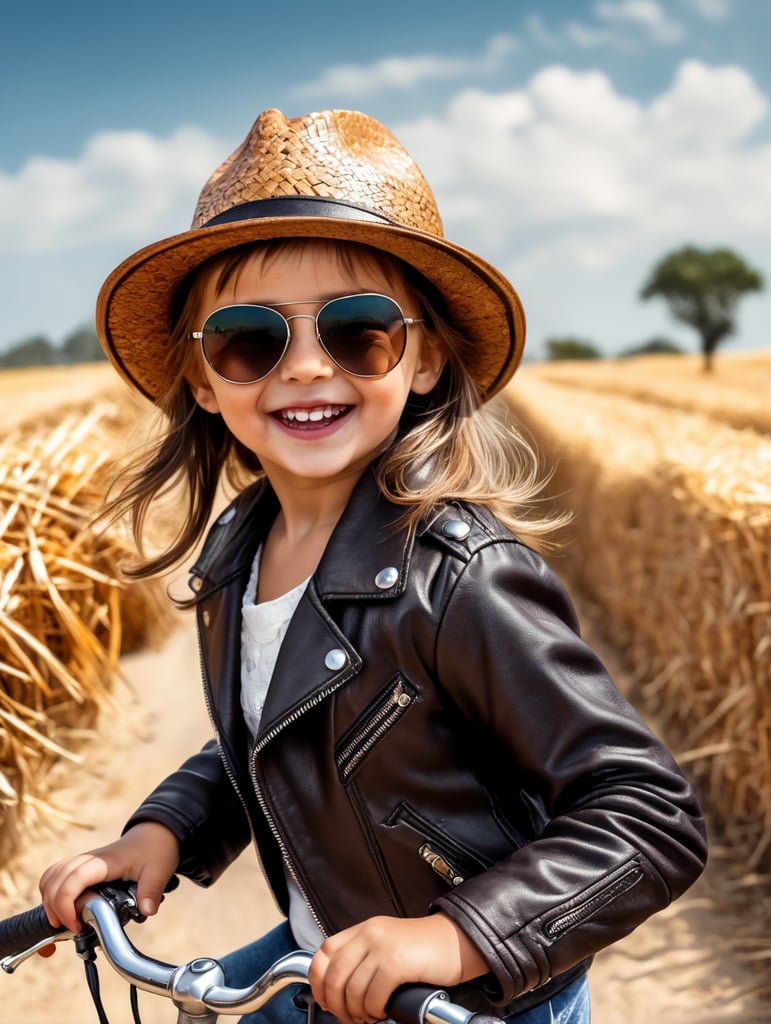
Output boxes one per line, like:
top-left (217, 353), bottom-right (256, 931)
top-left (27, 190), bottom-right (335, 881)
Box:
top-left (255, 470), bottom-right (414, 746)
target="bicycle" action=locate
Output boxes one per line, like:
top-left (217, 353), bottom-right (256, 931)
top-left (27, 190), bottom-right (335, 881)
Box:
top-left (0, 881), bottom-right (499, 1024)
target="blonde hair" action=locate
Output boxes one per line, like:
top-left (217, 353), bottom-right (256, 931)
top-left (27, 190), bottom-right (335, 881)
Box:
top-left (104, 239), bottom-right (564, 578)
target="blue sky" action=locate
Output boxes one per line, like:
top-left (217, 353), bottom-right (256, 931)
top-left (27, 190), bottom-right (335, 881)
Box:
top-left (2, 0), bottom-right (770, 360)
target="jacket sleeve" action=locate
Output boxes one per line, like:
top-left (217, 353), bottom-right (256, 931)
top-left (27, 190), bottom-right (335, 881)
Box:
top-left (123, 741), bottom-right (252, 887)
top-left (431, 538), bottom-right (707, 1003)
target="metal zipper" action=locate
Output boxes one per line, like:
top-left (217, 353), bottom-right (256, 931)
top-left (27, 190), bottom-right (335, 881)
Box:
top-left (544, 866), bottom-right (644, 938)
top-left (247, 669), bottom-right (359, 939)
top-left (418, 844), bottom-right (464, 886)
top-left (336, 679), bottom-right (413, 781)
top-left (249, 769), bottom-right (327, 938)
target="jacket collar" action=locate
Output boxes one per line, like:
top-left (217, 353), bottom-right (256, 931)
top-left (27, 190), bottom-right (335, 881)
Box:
top-left (190, 468), bottom-right (414, 602)
top-left (314, 469), bottom-right (413, 600)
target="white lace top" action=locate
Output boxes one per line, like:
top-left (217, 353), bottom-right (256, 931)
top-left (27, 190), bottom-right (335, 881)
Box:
top-left (240, 548), bottom-right (324, 951)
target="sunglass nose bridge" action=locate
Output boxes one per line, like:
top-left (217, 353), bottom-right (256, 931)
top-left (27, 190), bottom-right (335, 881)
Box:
top-left (282, 312), bottom-right (324, 350)
top-left (284, 312), bottom-right (319, 326)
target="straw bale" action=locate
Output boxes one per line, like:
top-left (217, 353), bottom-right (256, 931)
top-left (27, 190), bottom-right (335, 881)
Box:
top-left (505, 370), bottom-right (771, 879)
top-left (0, 404), bottom-right (172, 865)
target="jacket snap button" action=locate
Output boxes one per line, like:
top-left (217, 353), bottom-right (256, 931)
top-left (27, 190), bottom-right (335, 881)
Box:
top-left (375, 566), bottom-right (399, 589)
top-left (442, 519), bottom-right (470, 540)
top-left (202, 610), bottom-right (211, 627)
top-left (325, 648), bottom-right (348, 671)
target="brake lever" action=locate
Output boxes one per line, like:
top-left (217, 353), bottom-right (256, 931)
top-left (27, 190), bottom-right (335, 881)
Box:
top-left (1, 929), bottom-right (76, 974)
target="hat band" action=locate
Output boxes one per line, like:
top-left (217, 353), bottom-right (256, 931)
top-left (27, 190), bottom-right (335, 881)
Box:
top-left (201, 195), bottom-right (396, 228)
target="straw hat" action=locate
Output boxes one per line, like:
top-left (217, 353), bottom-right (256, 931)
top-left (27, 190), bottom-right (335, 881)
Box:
top-left (96, 108), bottom-right (525, 403)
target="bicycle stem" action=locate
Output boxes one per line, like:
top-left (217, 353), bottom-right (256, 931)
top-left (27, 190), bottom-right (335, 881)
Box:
top-left (82, 899), bottom-right (318, 1021)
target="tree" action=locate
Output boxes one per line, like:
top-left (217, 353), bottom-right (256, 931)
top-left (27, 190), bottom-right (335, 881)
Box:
top-left (0, 324), bottom-right (104, 368)
top-left (640, 245), bottom-right (764, 371)
top-left (61, 326), bottom-right (105, 364)
top-left (0, 335), bottom-right (57, 368)
top-left (619, 337), bottom-right (683, 358)
top-left (545, 337), bottom-right (602, 361)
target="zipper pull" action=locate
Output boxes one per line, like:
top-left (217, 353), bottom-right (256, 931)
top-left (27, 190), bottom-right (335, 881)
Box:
top-left (419, 844), bottom-right (464, 886)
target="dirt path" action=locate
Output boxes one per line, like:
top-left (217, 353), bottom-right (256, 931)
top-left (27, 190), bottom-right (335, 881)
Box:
top-left (2, 613), bottom-right (765, 1024)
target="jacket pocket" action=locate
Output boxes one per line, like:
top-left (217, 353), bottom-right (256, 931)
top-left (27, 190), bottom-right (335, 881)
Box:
top-left (336, 676), bottom-right (415, 782)
top-left (386, 802), bottom-right (492, 888)
top-left (543, 863), bottom-right (645, 939)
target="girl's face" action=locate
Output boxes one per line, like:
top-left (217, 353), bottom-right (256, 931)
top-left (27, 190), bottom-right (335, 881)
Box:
top-left (187, 241), bottom-right (446, 497)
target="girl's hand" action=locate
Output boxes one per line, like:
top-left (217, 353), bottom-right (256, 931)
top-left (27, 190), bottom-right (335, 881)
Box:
top-left (308, 912), bottom-right (487, 1024)
top-left (38, 822), bottom-right (180, 934)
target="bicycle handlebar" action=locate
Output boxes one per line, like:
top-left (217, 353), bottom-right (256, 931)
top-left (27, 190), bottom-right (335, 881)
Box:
top-left (0, 902), bottom-right (69, 958)
top-left (0, 884), bottom-right (500, 1024)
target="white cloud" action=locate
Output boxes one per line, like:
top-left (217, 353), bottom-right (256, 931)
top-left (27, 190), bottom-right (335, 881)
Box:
top-left (292, 34), bottom-right (518, 98)
top-left (563, 21), bottom-right (616, 48)
top-left (533, 1), bottom-right (686, 50)
top-left (594, 1), bottom-right (685, 43)
top-left (683, 0), bottom-right (733, 19)
top-left (0, 126), bottom-right (226, 255)
top-left (525, 14), bottom-right (564, 49)
top-left (397, 59), bottom-right (770, 248)
top-left (648, 59), bottom-right (767, 146)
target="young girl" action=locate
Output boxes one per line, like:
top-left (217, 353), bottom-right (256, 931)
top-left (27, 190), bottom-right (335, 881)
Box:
top-left (39, 108), bottom-right (706, 1024)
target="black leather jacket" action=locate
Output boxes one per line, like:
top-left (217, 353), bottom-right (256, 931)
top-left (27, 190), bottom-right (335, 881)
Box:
top-left (127, 469), bottom-right (706, 1016)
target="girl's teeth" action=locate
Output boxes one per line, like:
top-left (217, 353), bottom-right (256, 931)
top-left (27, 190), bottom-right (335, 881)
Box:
top-left (285, 406), bottom-right (335, 422)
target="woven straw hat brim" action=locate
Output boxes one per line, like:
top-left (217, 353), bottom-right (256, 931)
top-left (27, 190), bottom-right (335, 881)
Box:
top-left (96, 215), bottom-right (525, 404)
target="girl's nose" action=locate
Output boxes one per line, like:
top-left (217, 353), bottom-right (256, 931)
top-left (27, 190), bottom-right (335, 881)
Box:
top-left (278, 314), bottom-right (335, 382)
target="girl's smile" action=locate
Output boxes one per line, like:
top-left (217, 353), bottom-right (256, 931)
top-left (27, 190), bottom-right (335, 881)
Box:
top-left (274, 403), bottom-right (351, 431)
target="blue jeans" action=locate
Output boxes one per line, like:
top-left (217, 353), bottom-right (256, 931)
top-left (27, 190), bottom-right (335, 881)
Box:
top-left (219, 922), bottom-right (590, 1024)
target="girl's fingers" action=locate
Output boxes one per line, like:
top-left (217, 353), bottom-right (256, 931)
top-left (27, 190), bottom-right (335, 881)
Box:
top-left (41, 855), bottom-right (110, 932)
top-left (311, 928), bottom-right (399, 1024)
top-left (310, 934), bottom-right (369, 1023)
top-left (135, 862), bottom-right (173, 917)
top-left (340, 956), bottom-right (379, 1024)
top-left (38, 824), bottom-right (180, 933)
top-left (309, 914), bottom-right (484, 1024)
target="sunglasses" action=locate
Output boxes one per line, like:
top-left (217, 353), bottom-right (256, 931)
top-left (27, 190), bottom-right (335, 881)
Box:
top-left (193, 292), bottom-right (424, 384)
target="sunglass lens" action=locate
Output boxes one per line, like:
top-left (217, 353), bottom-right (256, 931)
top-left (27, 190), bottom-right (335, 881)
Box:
top-left (318, 294), bottom-right (407, 376)
top-left (201, 305), bottom-right (287, 383)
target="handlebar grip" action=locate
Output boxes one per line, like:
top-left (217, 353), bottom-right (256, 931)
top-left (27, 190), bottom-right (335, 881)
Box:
top-left (387, 983), bottom-right (502, 1024)
top-left (0, 904), bottom-right (67, 957)
top-left (386, 983), bottom-right (448, 1024)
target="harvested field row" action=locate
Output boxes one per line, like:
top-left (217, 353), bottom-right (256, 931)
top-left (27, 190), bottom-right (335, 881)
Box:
top-left (527, 349), bottom-right (771, 434)
top-left (504, 371), bottom-right (771, 887)
top-left (2, 363), bottom-right (120, 431)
